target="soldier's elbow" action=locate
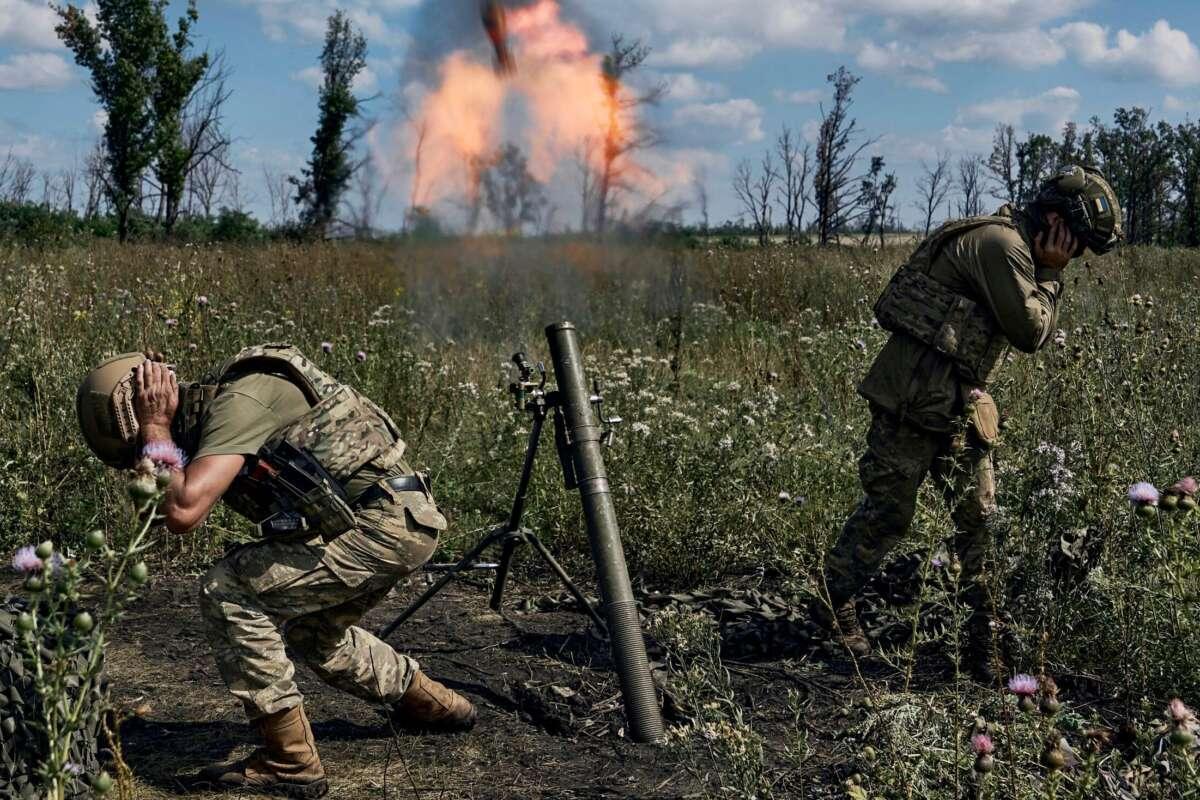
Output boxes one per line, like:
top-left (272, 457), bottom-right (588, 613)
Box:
top-left (164, 503), bottom-right (207, 534)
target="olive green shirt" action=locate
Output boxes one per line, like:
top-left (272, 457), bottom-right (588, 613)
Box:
top-left (858, 207), bottom-right (1065, 433)
top-left (194, 373), bottom-right (391, 501)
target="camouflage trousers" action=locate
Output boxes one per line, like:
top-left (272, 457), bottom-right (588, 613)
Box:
top-left (823, 407), bottom-right (998, 612)
top-left (199, 483), bottom-right (444, 720)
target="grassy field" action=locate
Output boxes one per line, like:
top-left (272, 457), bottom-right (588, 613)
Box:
top-left (5, 237), bottom-right (1200, 797)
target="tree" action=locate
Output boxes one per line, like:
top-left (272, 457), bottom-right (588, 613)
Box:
top-left (1015, 133), bottom-right (1056, 205)
top-left (775, 127), bottom-right (811, 244)
top-left (859, 156), bottom-right (897, 248)
top-left (1091, 108), bottom-right (1174, 245)
top-left (915, 152), bottom-right (951, 235)
top-left (180, 54), bottom-right (235, 219)
top-left (957, 155), bottom-right (986, 217)
top-left (813, 67), bottom-right (874, 245)
top-left (263, 166), bottom-right (295, 228)
top-left (692, 166), bottom-right (709, 234)
top-left (987, 124), bottom-right (1018, 205)
top-left (591, 35), bottom-right (664, 235)
top-left (478, 143), bottom-right (547, 235)
top-left (732, 154), bottom-right (777, 246)
top-left (150, 1), bottom-right (209, 233)
top-left (291, 11), bottom-right (368, 238)
top-left (55, 0), bottom-right (170, 241)
top-left (1174, 121), bottom-right (1200, 247)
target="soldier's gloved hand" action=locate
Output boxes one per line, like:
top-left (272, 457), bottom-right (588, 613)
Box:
top-left (134, 359), bottom-right (180, 430)
top-left (1033, 217), bottom-right (1078, 271)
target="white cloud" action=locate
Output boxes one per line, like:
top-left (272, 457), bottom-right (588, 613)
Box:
top-left (867, 0), bottom-right (1089, 30)
top-left (671, 98), bottom-right (764, 145)
top-left (930, 28), bottom-right (1065, 69)
top-left (773, 88), bottom-right (822, 105)
top-left (648, 36), bottom-right (761, 68)
top-left (655, 72), bottom-right (727, 102)
top-left (236, 0), bottom-right (415, 46)
top-left (291, 64), bottom-right (379, 94)
top-left (0, 0), bottom-right (61, 49)
top-left (957, 86), bottom-right (1081, 133)
top-left (0, 52), bottom-right (73, 91)
top-left (1055, 19), bottom-right (1200, 87)
top-left (91, 109), bottom-right (108, 133)
top-left (856, 41), bottom-right (947, 93)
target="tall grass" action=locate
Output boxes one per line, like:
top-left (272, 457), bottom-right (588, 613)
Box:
top-left (5, 238), bottom-right (1200, 796)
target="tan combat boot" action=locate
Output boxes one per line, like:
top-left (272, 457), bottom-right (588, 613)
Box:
top-left (388, 670), bottom-right (478, 732)
top-left (811, 599), bottom-right (871, 658)
top-left (195, 704), bottom-right (328, 798)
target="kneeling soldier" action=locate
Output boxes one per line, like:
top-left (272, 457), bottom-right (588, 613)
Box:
top-left (76, 344), bottom-right (477, 798)
top-left (814, 167), bottom-right (1122, 680)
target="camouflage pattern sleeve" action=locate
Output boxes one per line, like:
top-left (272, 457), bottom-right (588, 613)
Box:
top-left (960, 226), bottom-right (1063, 354)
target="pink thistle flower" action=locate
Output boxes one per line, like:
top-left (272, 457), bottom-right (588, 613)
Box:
top-left (142, 441), bottom-right (188, 471)
top-left (971, 733), bottom-right (995, 755)
top-left (356, 350), bottom-right (367, 363)
top-left (321, 341), bottom-right (333, 354)
top-left (1169, 698), bottom-right (1196, 725)
top-left (11, 546), bottom-right (42, 574)
top-left (1172, 477), bottom-right (1198, 498)
top-left (196, 295), bottom-right (209, 307)
top-left (164, 318), bottom-right (178, 328)
top-left (1128, 482), bottom-right (1160, 507)
top-left (968, 388), bottom-right (985, 403)
top-left (1008, 674), bottom-right (1039, 697)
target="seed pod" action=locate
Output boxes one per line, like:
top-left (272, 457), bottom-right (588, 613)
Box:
top-left (35, 541), bottom-right (53, 560)
top-left (1137, 503), bottom-right (1158, 519)
top-left (155, 467), bottom-right (173, 489)
top-left (128, 474), bottom-right (157, 501)
top-left (129, 562), bottom-right (149, 586)
top-left (1040, 697), bottom-right (1062, 716)
top-left (73, 612), bottom-right (94, 634)
top-left (23, 575), bottom-right (44, 593)
top-left (15, 613), bottom-right (34, 634)
top-left (1041, 745), bottom-right (1066, 771)
top-left (1162, 494), bottom-right (1180, 511)
top-left (1019, 696), bottom-right (1037, 713)
top-left (92, 771), bottom-right (113, 794)
top-left (85, 529), bottom-right (106, 551)
top-left (1171, 728), bottom-right (1195, 747)
top-left (974, 753), bottom-right (994, 774)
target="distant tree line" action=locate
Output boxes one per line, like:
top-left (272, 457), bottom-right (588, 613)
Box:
top-left (728, 66), bottom-right (1200, 249)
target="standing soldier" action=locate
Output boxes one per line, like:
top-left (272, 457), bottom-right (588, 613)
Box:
top-left (813, 167), bottom-right (1122, 679)
top-left (76, 344), bottom-right (477, 798)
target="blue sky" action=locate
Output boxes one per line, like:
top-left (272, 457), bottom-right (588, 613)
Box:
top-left (3, 0), bottom-right (1200, 229)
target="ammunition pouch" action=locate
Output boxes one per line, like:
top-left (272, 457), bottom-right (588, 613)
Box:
top-left (234, 441), bottom-right (358, 543)
top-left (874, 262), bottom-right (1008, 387)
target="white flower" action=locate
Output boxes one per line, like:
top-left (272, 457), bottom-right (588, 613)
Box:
top-left (631, 422), bottom-right (651, 436)
top-left (717, 435), bottom-right (734, 451)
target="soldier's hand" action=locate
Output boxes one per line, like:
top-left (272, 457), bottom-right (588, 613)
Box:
top-left (134, 359), bottom-right (179, 430)
top-left (1033, 218), bottom-right (1077, 271)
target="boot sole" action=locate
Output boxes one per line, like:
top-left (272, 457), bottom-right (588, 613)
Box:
top-left (189, 776), bottom-right (329, 798)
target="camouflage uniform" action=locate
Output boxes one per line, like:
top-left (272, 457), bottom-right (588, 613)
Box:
top-left (190, 346), bottom-right (447, 720)
top-left (823, 206), bottom-right (1065, 613)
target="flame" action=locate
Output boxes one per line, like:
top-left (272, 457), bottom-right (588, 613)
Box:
top-left (399, 0), bottom-right (655, 221)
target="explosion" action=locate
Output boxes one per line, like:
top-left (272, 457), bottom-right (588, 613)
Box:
top-left (397, 0), bottom-right (657, 228)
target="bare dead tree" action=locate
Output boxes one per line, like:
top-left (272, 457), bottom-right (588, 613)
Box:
top-left (813, 67), bottom-right (875, 245)
top-left (83, 142), bottom-right (108, 219)
top-left (576, 137), bottom-right (596, 233)
top-left (987, 123), bottom-right (1019, 205)
top-left (915, 152), bottom-right (952, 236)
top-left (733, 153), bottom-right (777, 246)
top-left (343, 161), bottom-right (389, 237)
top-left (592, 35), bottom-right (665, 235)
top-left (3, 158), bottom-right (36, 204)
top-left (177, 52), bottom-right (235, 224)
top-left (692, 165), bottom-right (709, 233)
top-left (957, 155), bottom-right (986, 217)
top-left (775, 127), bottom-right (812, 244)
top-left (263, 166), bottom-right (295, 227)
top-left (40, 172), bottom-right (56, 208)
top-left (59, 160), bottom-right (79, 214)
top-left (859, 155), bottom-right (897, 248)
top-left (406, 117), bottom-right (428, 220)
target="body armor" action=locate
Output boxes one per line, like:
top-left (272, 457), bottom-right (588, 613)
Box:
top-left (873, 214), bottom-right (1016, 387)
top-left (179, 344), bottom-right (408, 541)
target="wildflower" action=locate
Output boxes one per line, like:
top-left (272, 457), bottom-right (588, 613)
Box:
top-left (630, 422), bottom-right (651, 436)
top-left (196, 295), bottom-right (209, 307)
top-left (321, 341), bottom-right (334, 354)
top-left (931, 556), bottom-right (945, 569)
top-left (11, 546), bottom-right (41, 574)
top-left (1039, 675), bottom-right (1062, 715)
top-left (778, 491), bottom-right (791, 503)
top-left (1168, 698), bottom-right (1195, 726)
top-left (356, 350), bottom-right (367, 362)
top-left (1041, 737), bottom-right (1067, 772)
top-left (64, 763), bottom-right (84, 776)
top-left (164, 318), bottom-right (178, 328)
top-left (717, 435), bottom-right (733, 451)
top-left (1128, 482), bottom-right (1160, 507)
top-left (972, 733), bottom-right (995, 774)
top-left (1009, 673), bottom-right (1039, 713)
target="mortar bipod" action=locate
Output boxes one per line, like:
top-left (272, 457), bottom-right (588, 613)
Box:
top-left (377, 352), bottom-right (609, 641)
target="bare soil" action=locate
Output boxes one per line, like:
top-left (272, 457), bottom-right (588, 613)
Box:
top-left (103, 572), bottom-right (821, 800)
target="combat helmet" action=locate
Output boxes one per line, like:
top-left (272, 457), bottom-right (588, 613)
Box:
top-left (76, 353), bottom-right (147, 468)
top-left (1034, 165), bottom-right (1123, 255)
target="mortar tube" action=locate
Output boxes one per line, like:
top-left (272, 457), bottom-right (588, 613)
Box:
top-left (545, 321), bottom-right (665, 745)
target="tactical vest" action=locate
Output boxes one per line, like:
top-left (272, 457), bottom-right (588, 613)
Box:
top-left (873, 214), bottom-right (1016, 387)
top-left (177, 344), bottom-right (407, 541)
